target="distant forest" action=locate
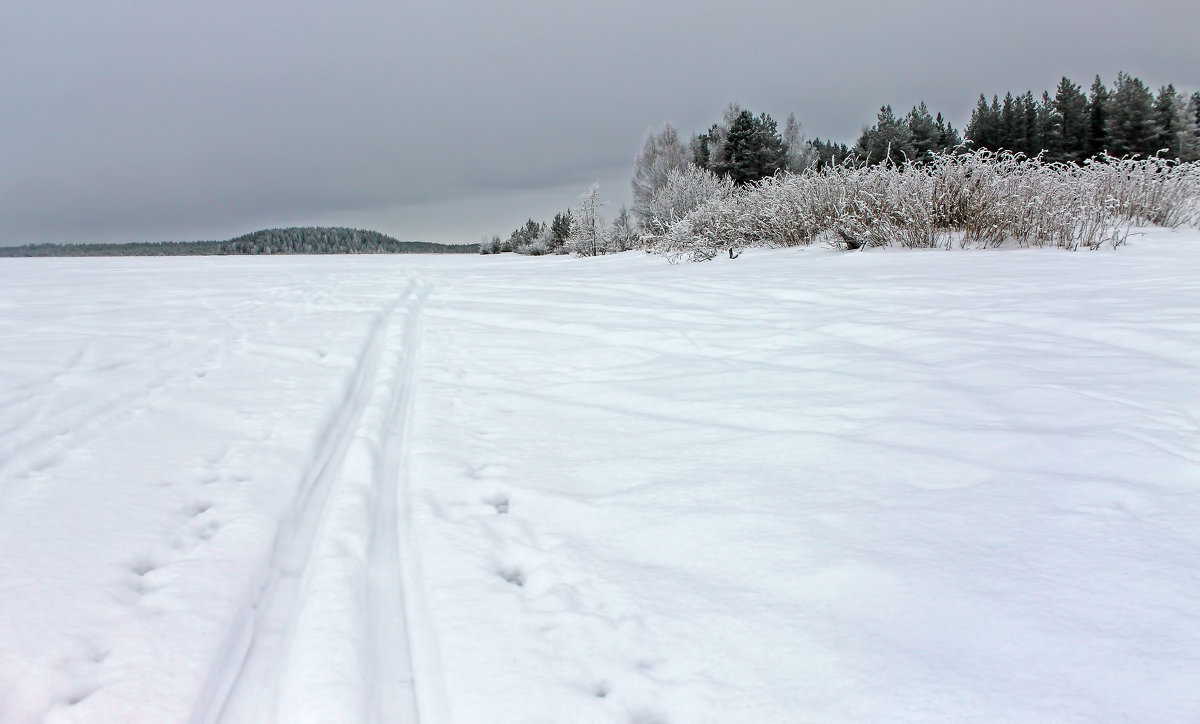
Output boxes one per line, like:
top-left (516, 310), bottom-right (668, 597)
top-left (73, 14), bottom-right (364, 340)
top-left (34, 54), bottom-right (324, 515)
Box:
top-left (0, 227), bottom-right (478, 257)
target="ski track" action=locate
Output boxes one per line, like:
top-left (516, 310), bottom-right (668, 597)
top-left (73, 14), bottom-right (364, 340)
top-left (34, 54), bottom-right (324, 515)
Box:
top-left (192, 278), bottom-right (430, 724)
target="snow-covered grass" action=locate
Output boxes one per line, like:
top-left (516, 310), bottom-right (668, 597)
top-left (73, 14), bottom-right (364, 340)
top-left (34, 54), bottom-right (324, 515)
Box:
top-left (2, 229), bottom-right (1200, 722)
top-left (647, 151), bottom-right (1200, 260)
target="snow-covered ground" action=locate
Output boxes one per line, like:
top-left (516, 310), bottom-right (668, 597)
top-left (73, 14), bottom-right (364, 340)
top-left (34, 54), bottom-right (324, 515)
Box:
top-left (2, 229), bottom-right (1199, 723)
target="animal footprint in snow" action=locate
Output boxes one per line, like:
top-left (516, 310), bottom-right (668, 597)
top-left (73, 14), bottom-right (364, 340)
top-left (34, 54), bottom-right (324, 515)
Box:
top-left (64, 685), bottom-right (97, 706)
top-left (484, 493), bottom-right (510, 515)
top-left (57, 638), bottom-right (108, 708)
top-left (128, 558), bottom-right (161, 595)
top-left (196, 520), bottom-right (221, 541)
top-left (186, 501), bottom-right (213, 518)
top-left (497, 565), bottom-right (526, 588)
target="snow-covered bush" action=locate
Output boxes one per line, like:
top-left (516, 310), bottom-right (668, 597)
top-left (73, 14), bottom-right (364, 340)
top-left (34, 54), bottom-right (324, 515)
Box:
top-left (650, 150), bottom-right (1200, 261)
top-left (478, 234), bottom-right (503, 255)
top-left (519, 231), bottom-right (552, 256)
top-left (644, 164), bottom-right (735, 235)
top-left (1084, 154), bottom-right (1200, 229)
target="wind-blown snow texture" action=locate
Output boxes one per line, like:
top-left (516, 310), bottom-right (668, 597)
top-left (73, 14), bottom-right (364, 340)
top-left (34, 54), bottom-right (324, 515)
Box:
top-left (2, 229), bottom-right (1199, 723)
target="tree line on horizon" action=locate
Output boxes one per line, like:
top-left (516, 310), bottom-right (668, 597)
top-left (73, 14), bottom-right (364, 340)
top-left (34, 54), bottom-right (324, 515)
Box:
top-left (490, 70), bottom-right (1200, 256)
top-left (0, 227), bottom-right (479, 257)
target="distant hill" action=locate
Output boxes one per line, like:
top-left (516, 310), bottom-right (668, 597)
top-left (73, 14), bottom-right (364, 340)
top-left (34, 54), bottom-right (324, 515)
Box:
top-left (0, 227), bottom-right (479, 257)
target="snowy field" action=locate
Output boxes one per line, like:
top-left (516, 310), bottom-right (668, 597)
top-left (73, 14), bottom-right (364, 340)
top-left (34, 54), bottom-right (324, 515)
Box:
top-left (2, 229), bottom-right (1200, 723)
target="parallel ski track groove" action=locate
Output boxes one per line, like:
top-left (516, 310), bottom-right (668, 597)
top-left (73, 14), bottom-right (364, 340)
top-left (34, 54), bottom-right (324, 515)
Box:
top-left (367, 280), bottom-right (429, 724)
top-left (191, 279), bottom-right (427, 724)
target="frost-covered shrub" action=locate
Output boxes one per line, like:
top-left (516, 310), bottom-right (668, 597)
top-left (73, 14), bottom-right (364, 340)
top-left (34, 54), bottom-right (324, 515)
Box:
top-left (1085, 154), bottom-right (1200, 228)
top-left (479, 234), bottom-right (503, 255)
top-left (651, 150), bottom-right (1200, 261)
top-left (644, 164), bottom-right (735, 236)
top-left (519, 232), bottom-right (552, 256)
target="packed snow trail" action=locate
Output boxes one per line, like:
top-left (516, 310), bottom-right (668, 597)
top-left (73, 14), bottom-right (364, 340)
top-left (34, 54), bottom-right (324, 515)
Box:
top-left (197, 280), bottom-right (429, 724)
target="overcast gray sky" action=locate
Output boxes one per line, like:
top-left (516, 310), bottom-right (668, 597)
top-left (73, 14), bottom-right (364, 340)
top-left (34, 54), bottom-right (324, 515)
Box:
top-left (3, 0), bottom-right (1198, 246)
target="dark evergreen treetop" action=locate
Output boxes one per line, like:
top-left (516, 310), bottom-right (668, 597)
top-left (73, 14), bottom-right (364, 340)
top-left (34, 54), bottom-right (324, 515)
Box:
top-left (549, 211), bottom-right (573, 252)
top-left (1106, 72), bottom-right (1157, 157)
top-left (854, 105), bottom-right (915, 165)
top-left (698, 109), bottom-right (789, 184)
top-left (1050, 77), bottom-right (1089, 162)
top-left (1085, 76), bottom-right (1111, 159)
top-left (806, 138), bottom-right (853, 170)
top-left (964, 72), bottom-right (1197, 162)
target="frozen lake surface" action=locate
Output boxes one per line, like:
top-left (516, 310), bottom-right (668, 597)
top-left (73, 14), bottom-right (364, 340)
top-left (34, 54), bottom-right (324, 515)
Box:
top-left (2, 229), bottom-right (1199, 722)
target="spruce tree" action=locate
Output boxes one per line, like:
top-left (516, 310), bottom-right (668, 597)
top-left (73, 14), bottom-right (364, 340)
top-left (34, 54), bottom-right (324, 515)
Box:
top-left (1020, 91), bottom-right (1040, 155)
top-left (1052, 77), bottom-right (1089, 162)
top-left (1106, 72), bottom-right (1156, 157)
top-left (1085, 76), bottom-right (1110, 158)
top-left (710, 110), bottom-right (788, 184)
top-left (907, 102), bottom-right (940, 158)
top-left (1151, 85), bottom-right (1180, 157)
top-left (1037, 91), bottom-right (1058, 158)
top-left (808, 139), bottom-right (852, 170)
top-left (549, 211), bottom-right (573, 252)
top-left (999, 92), bottom-right (1017, 150)
top-left (1191, 92), bottom-right (1200, 155)
top-left (966, 94), bottom-right (1000, 150)
top-left (1184, 92), bottom-right (1200, 161)
top-left (935, 113), bottom-right (962, 151)
top-left (854, 105), bottom-right (916, 165)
